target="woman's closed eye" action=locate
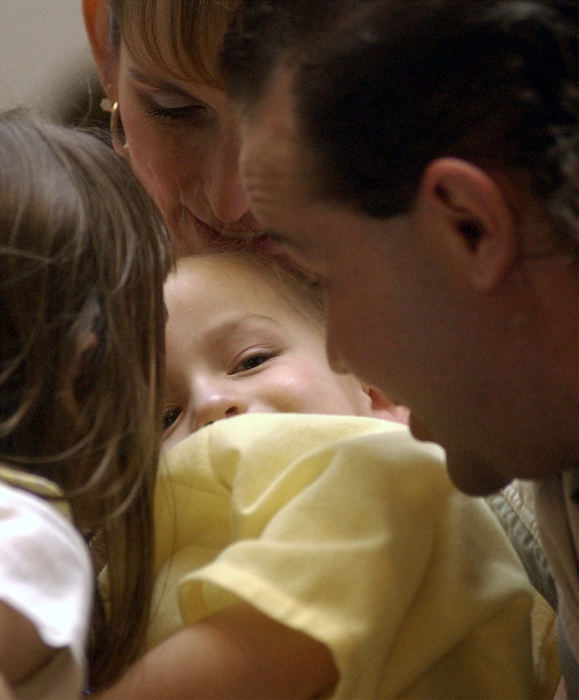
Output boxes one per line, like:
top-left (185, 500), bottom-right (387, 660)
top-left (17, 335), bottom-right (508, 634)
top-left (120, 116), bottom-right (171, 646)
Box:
top-left (148, 103), bottom-right (208, 122)
top-left (141, 90), bottom-right (210, 124)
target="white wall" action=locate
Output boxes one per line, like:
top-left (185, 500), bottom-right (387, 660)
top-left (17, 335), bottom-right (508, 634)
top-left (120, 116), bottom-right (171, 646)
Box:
top-left (0, 0), bottom-right (91, 113)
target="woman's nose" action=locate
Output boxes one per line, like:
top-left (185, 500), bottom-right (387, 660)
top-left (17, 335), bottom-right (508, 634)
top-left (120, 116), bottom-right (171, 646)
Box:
top-left (193, 388), bottom-right (247, 432)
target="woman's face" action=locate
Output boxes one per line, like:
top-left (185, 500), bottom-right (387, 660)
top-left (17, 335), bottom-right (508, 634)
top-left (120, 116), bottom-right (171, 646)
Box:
top-left (86, 1), bottom-right (261, 255)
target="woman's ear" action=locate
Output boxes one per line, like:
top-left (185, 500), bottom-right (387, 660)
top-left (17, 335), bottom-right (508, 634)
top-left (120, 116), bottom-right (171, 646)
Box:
top-left (365, 386), bottom-right (409, 425)
top-left (82, 0), bottom-right (118, 94)
top-left (418, 158), bottom-right (518, 291)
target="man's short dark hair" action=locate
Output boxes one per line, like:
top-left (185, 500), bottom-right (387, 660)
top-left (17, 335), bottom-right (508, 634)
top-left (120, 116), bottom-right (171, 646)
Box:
top-left (223, 0), bottom-right (578, 247)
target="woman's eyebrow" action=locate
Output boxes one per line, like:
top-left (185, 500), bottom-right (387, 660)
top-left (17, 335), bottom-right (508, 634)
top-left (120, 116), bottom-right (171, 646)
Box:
top-left (127, 67), bottom-right (193, 96)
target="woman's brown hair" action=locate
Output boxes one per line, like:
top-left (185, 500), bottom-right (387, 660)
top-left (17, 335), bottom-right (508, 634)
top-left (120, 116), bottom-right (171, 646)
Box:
top-left (109, 0), bottom-right (240, 88)
top-left (0, 110), bottom-right (172, 690)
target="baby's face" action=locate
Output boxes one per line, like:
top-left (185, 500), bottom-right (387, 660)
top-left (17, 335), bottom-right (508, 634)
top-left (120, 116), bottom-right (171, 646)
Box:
top-left (162, 255), bottom-right (378, 449)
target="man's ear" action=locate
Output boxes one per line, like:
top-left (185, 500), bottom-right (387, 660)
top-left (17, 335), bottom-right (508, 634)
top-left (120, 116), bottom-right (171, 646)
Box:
top-left (418, 158), bottom-right (518, 290)
top-left (83, 0), bottom-right (117, 95)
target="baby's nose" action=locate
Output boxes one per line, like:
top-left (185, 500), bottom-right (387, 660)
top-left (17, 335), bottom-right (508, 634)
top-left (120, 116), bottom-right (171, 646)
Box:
top-left (201, 405), bottom-right (239, 429)
top-left (194, 394), bottom-right (245, 432)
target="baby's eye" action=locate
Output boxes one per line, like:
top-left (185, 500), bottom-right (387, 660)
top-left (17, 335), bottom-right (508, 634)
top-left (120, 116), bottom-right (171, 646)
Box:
top-left (231, 353), bottom-right (273, 374)
top-left (163, 405), bottom-right (182, 431)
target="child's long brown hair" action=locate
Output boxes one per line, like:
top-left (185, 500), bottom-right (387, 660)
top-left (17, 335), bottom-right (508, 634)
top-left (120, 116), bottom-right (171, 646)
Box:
top-left (0, 110), bottom-right (172, 690)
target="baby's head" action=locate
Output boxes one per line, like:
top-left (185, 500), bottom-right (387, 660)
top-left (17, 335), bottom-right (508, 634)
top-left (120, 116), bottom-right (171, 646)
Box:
top-left (163, 250), bottom-right (407, 448)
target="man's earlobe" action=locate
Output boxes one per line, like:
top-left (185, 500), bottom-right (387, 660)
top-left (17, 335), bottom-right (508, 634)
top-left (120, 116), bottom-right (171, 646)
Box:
top-left (420, 158), bottom-right (517, 291)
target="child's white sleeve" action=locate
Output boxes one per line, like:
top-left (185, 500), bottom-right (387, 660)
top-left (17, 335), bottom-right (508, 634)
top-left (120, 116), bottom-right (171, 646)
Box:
top-left (0, 480), bottom-right (92, 698)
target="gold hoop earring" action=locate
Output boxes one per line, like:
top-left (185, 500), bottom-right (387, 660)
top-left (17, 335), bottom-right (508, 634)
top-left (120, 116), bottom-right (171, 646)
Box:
top-left (101, 97), bottom-right (128, 152)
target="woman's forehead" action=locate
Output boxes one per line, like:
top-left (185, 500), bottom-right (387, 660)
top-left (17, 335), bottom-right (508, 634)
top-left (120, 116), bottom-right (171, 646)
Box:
top-left (117, 0), bottom-right (239, 87)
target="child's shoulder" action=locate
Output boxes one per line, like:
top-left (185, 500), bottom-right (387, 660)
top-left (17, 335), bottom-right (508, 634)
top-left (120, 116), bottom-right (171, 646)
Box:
top-left (0, 463), bottom-right (71, 520)
top-left (0, 464), bottom-right (88, 560)
top-left (0, 467), bottom-right (92, 698)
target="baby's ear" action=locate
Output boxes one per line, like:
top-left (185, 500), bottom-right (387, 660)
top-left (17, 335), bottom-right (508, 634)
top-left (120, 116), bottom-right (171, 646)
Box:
top-left (365, 386), bottom-right (409, 425)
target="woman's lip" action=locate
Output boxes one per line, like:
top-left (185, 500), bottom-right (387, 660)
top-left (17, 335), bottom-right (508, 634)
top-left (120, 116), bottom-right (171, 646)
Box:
top-left (254, 234), bottom-right (305, 265)
top-left (190, 214), bottom-right (263, 247)
top-left (175, 215), bottom-right (246, 253)
top-left (253, 233), bottom-right (283, 253)
top-left (191, 215), bottom-right (229, 243)
top-left (252, 233), bottom-right (276, 251)
top-left (175, 216), bottom-right (293, 261)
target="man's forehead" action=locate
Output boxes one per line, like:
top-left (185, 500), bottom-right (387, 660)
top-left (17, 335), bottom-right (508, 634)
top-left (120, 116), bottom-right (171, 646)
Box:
top-left (240, 64), bottom-right (299, 158)
top-left (240, 65), bottom-right (310, 216)
top-left (256, 63), bottom-right (297, 128)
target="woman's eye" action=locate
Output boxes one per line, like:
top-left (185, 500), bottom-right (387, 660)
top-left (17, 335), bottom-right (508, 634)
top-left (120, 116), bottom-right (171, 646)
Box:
top-left (145, 92), bottom-right (209, 123)
top-left (148, 104), bottom-right (207, 121)
top-left (163, 405), bottom-right (182, 431)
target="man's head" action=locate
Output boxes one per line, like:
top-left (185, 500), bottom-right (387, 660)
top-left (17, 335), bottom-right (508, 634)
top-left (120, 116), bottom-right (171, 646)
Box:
top-left (222, 0), bottom-right (578, 494)
top-left (224, 0), bottom-right (577, 240)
